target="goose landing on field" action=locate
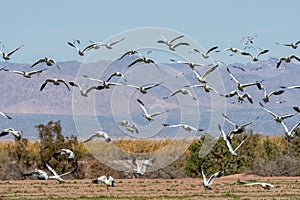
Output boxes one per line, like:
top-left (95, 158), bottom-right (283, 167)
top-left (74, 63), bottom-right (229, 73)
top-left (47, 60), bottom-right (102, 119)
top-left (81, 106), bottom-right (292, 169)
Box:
top-left (131, 156), bottom-right (156, 176)
top-left (92, 176), bottom-right (115, 190)
top-left (199, 167), bottom-right (224, 190)
top-left (244, 182), bottom-right (279, 190)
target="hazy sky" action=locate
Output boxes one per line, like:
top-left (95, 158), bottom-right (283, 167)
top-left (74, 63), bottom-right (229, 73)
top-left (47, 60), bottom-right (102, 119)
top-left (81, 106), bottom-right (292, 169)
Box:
top-left (1, 0), bottom-right (299, 64)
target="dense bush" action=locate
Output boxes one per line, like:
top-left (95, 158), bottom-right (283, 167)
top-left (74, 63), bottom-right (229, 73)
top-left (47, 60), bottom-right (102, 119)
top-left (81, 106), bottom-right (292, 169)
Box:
top-left (0, 121), bottom-right (299, 180)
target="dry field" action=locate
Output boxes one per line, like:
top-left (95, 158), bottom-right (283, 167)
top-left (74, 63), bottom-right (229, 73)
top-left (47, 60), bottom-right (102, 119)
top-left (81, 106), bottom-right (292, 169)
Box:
top-left (0, 174), bottom-right (299, 200)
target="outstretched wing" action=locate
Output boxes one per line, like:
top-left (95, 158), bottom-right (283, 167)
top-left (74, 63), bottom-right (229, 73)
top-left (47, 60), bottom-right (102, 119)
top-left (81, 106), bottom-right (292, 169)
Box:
top-left (137, 99), bottom-right (148, 115)
top-left (208, 170), bottom-right (224, 185)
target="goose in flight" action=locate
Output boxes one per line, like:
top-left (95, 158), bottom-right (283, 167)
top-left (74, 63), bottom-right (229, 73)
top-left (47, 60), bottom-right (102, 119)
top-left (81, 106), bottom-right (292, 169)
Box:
top-left (128, 56), bottom-right (158, 68)
top-left (244, 182), bottom-right (279, 190)
top-left (222, 90), bottom-right (253, 104)
top-left (259, 102), bottom-right (297, 123)
top-left (192, 65), bottom-right (218, 83)
top-left (67, 41), bottom-right (95, 56)
top-left (46, 163), bottom-right (76, 183)
top-left (92, 176), bottom-right (115, 190)
top-left (222, 113), bottom-right (258, 139)
top-left (218, 124), bottom-right (246, 156)
top-left (240, 49), bottom-right (269, 62)
top-left (24, 169), bottom-right (48, 180)
top-left (280, 121), bottom-right (300, 138)
top-left (126, 82), bottom-right (163, 94)
top-left (276, 40), bottom-right (300, 49)
top-left (162, 123), bottom-right (203, 132)
top-left (40, 78), bottom-right (70, 91)
top-left (216, 47), bottom-right (243, 56)
top-left (170, 59), bottom-right (205, 70)
top-left (106, 71), bottom-right (127, 82)
top-left (185, 83), bottom-right (223, 96)
top-left (0, 111), bottom-right (12, 120)
top-left (131, 156), bottom-right (156, 176)
top-left (241, 35), bottom-right (257, 46)
top-left (83, 131), bottom-right (111, 143)
top-left (281, 85), bottom-right (300, 90)
top-left (54, 149), bottom-right (75, 161)
top-left (118, 49), bottom-right (142, 60)
top-left (31, 57), bottom-right (60, 70)
top-left (90, 37), bottom-right (125, 49)
top-left (0, 128), bottom-right (22, 141)
top-left (3, 68), bottom-right (46, 78)
top-left (193, 46), bottom-right (218, 59)
top-left (157, 34), bottom-right (189, 51)
top-left (82, 75), bottom-right (124, 89)
top-left (199, 166), bottom-right (224, 190)
top-left (258, 84), bottom-right (284, 103)
top-left (276, 55), bottom-right (300, 69)
top-left (226, 67), bottom-right (262, 91)
top-left (0, 44), bottom-right (24, 60)
top-left (69, 81), bottom-right (103, 97)
top-left (118, 120), bottom-right (138, 134)
top-left (163, 88), bottom-right (196, 100)
top-left (137, 99), bottom-right (166, 121)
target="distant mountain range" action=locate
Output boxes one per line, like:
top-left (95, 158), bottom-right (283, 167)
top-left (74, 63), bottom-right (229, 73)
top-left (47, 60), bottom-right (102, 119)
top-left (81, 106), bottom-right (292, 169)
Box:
top-left (0, 57), bottom-right (300, 136)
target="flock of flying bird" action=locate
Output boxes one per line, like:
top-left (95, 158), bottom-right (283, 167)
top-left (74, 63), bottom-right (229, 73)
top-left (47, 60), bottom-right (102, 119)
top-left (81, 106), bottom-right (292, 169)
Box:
top-left (0, 34), bottom-right (300, 190)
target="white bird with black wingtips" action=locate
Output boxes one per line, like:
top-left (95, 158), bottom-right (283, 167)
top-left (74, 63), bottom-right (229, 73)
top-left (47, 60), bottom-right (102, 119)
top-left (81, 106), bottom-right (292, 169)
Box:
top-left (193, 46), bottom-right (218, 59)
top-left (199, 166), bottom-right (224, 190)
top-left (131, 156), bottom-right (156, 176)
top-left (69, 81), bottom-right (104, 97)
top-left (162, 123), bottom-right (203, 132)
top-left (0, 128), bottom-right (22, 141)
top-left (83, 131), bottom-right (111, 143)
top-left (92, 175), bottom-right (115, 190)
top-left (157, 34), bottom-right (189, 51)
top-left (0, 44), bottom-right (24, 60)
top-left (218, 124), bottom-right (246, 156)
top-left (137, 99), bottom-right (166, 122)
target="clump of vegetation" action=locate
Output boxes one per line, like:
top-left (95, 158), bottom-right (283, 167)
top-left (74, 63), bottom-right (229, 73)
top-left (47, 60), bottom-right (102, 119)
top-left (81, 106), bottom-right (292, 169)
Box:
top-left (0, 122), bottom-right (299, 180)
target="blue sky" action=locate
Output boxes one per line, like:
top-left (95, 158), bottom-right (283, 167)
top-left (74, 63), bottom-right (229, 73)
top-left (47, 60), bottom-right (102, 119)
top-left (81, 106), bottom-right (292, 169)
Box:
top-left (1, 0), bottom-right (300, 64)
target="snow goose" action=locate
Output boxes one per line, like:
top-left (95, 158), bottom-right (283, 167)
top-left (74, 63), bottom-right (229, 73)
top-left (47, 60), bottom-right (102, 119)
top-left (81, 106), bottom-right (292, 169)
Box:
top-left (276, 40), bottom-right (300, 49)
top-left (157, 34), bottom-right (190, 51)
top-left (0, 128), bottom-right (22, 141)
top-left (4, 68), bottom-right (46, 78)
top-left (54, 149), bottom-right (75, 161)
top-left (31, 57), bottom-right (60, 70)
top-left (131, 156), bottom-right (155, 176)
top-left (192, 65), bottom-right (218, 83)
top-left (92, 176), bottom-right (115, 190)
top-left (193, 46), bottom-right (218, 59)
top-left (40, 78), bottom-right (70, 91)
top-left (69, 81), bottom-right (103, 97)
top-left (118, 120), bottom-right (138, 134)
top-left (137, 99), bottom-right (167, 121)
top-left (67, 41), bottom-right (95, 56)
top-left (244, 182), bottom-right (279, 190)
top-left (222, 90), bottom-right (253, 104)
top-left (118, 49), bottom-right (142, 60)
top-left (128, 56), bottom-right (158, 68)
top-left (218, 124), bottom-right (246, 156)
top-left (226, 67), bottom-right (263, 91)
top-left (126, 82), bottom-right (163, 94)
top-left (83, 131), bottom-right (111, 143)
top-left (259, 102), bottom-right (297, 123)
top-left (163, 88), bottom-right (196, 100)
top-left (280, 121), bottom-right (300, 139)
top-left (82, 75), bottom-right (124, 89)
top-left (199, 166), bottom-right (224, 190)
top-left (276, 55), bottom-right (300, 69)
top-left (23, 169), bottom-right (48, 180)
top-left (0, 111), bottom-right (12, 119)
top-left (46, 163), bottom-right (76, 183)
top-left (222, 113), bottom-right (258, 139)
top-left (0, 44), bottom-right (23, 60)
top-left (170, 59), bottom-right (205, 70)
top-left (162, 123), bottom-right (203, 132)
top-left (240, 49), bottom-right (269, 62)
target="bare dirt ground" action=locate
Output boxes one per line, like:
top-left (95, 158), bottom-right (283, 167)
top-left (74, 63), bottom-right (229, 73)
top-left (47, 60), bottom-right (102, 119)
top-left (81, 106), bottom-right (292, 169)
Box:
top-left (0, 174), bottom-right (299, 200)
